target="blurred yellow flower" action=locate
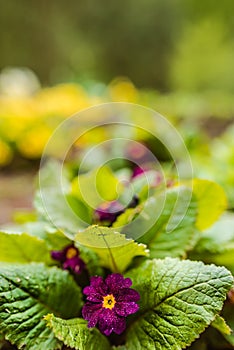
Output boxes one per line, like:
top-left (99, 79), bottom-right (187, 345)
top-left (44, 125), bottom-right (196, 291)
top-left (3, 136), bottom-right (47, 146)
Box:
top-left (35, 83), bottom-right (90, 117)
top-left (17, 126), bottom-right (52, 159)
top-left (0, 139), bottom-right (13, 166)
top-left (109, 78), bottom-right (138, 102)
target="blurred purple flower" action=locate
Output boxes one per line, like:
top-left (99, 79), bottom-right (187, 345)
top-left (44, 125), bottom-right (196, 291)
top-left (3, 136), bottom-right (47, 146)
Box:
top-left (82, 273), bottom-right (140, 336)
top-left (51, 244), bottom-right (85, 274)
top-left (125, 142), bottom-right (153, 164)
top-left (132, 165), bottom-right (163, 187)
top-left (94, 201), bottom-right (124, 225)
top-left (131, 165), bottom-right (146, 178)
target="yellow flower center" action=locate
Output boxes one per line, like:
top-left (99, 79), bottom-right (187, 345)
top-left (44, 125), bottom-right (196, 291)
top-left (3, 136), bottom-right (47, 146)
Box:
top-left (102, 294), bottom-right (116, 310)
top-left (66, 247), bottom-right (77, 259)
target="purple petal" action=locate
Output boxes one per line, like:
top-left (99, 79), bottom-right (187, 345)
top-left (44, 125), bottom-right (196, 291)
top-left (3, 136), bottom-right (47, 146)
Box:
top-left (63, 256), bottom-right (85, 274)
top-left (95, 201), bottom-right (124, 224)
top-left (116, 288), bottom-right (140, 302)
top-left (98, 309), bottom-right (126, 336)
top-left (114, 301), bottom-right (139, 316)
top-left (51, 244), bottom-right (79, 263)
top-left (51, 250), bottom-right (65, 261)
top-left (83, 286), bottom-right (103, 302)
top-left (82, 302), bottom-right (102, 328)
top-left (84, 276), bottom-right (108, 296)
top-left (105, 274), bottom-right (132, 292)
top-left (131, 166), bottom-right (146, 178)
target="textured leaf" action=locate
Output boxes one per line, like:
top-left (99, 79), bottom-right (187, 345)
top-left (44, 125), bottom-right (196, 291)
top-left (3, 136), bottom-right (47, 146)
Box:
top-left (75, 226), bottom-right (148, 272)
top-left (45, 313), bottom-right (111, 350)
top-left (0, 263), bottom-right (82, 349)
top-left (125, 258), bottom-right (233, 350)
top-left (192, 179), bottom-right (227, 230)
top-left (0, 231), bottom-right (52, 264)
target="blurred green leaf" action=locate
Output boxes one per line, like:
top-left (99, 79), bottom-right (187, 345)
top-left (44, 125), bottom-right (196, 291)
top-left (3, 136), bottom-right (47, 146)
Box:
top-left (0, 231), bottom-right (51, 264)
top-left (116, 186), bottom-right (198, 259)
top-left (71, 165), bottom-right (122, 207)
top-left (190, 213), bottom-right (234, 272)
top-left (192, 179), bottom-right (227, 230)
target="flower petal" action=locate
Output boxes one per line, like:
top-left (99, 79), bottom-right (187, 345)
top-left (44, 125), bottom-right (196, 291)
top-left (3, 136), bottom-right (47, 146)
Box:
top-left (95, 201), bottom-right (124, 224)
top-left (84, 276), bottom-right (108, 296)
top-left (82, 302), bottom-right (102, 328)
top-left (114, 301), bottom-right (139, 316)
top-left (105, 274), bottom-right (132, 292)
top-left (98, 309), bottom-right (126, 336)
top-left (63, 256), bottom-right (85, 274)
top-left (83, 286), bottom-right (103, 302)
top-left (51, 250), bottom-right (65, 261)
top-left (116, 288), bottom-right (140, 302)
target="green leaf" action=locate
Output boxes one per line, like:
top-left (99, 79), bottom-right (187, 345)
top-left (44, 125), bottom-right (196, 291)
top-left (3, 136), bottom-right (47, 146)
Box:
top-left (45, 313), bottom-right (111, 350)
top-left (0, 231), bottom-right (52, 264)
top-left (71, 165), bottom-right (122, 207)
top-left (0, 263), bottom-right (82, 349)
top-left (75, 226), bottom-right (148, 273)
top-left (117, 186), bottom-right (199, 259)
top-left (39, 230), bottom-right (72, 251)
top-left (130, 170), bottom-right (163, 197)
top-left (112, 207), bottom-right (141, 229)
top-left (35, 191), bottom-right (89, 238)
top-left (192, 179), bottom-right (227, 230)
top-left (125, 258), bottom-right (233, 350)
top-left (211, 315), bottom-right (231, 336)
top-left (10, 222), bottom-right (72, 251)
top-left (222, 301), bottom-right (234, 346)
top-left (13, 210), bottom-right (37, 224)
top-left (146, 189), bottom-right (198, 259)
top-left (78, 246), bottom-right (105, 277)
top-left (190, 213), bottom-right (234, 271)
top-left (36, 161), bottom-right (90, 237)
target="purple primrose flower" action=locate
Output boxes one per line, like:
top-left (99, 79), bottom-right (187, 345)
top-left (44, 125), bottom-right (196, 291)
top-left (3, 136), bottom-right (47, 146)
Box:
top-left (51, 244), bottom-right (85, 274)
top-left (131, 165), bottom-right (149, 178)
top-left (94, 201), bottom-right (124, 225)
top-left (82, 273), bottom-right (140, 336)
top-left (125, 142), bottom-right (152, 164)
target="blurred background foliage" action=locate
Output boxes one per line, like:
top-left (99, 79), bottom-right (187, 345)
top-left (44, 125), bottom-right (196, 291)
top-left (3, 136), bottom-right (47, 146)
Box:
top-left (0, 0), bottom-right (234, 223)
top-left (0, 0), bottom-right (234, 90)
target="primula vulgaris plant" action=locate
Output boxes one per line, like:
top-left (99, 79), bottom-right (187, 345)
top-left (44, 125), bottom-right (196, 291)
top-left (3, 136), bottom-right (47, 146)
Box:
top-left (0, 159), bottom-right (234, 350)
